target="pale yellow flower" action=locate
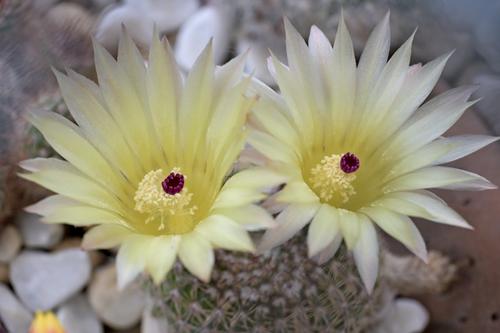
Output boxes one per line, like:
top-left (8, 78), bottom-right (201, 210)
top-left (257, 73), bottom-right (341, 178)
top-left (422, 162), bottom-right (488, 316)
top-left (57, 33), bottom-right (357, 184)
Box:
top-left (29, 312), bottom-right (66, 333)
top-left (21, 30), bottom-right (280, 287)
top-left (250, 14), bottom-right (497, 293)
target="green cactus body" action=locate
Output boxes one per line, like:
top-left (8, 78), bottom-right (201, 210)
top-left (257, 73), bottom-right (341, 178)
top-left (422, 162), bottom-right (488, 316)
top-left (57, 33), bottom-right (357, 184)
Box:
top-left (146, 235), bottom-right (391, 333)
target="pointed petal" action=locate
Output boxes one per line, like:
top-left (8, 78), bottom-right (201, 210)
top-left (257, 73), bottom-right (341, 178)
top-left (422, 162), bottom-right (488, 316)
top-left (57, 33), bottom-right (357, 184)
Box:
top-left (314, 234), bottom-right (342, 265)
top-left (362, 207), bottom-right (427, 262)
top-left (27, 111), bottom-right (127, 199)
top-left (147, 32), bottom-right (182, 162)
top-left (276, 181), bottom-right (319, 204)
top-left (356, 12), bottom-right (390, 108)
top-left (384, 86), bottom-right (477, 156)
top-left (19, 158), bottom-right (121, 212)
top-left (258, 203), bottom-right (320, 252)
top-left (116, 236), bottom-right (150, 288)
top-left (25, 195), bottom-right (79, 216)
top-left (195, 215), bottom-right (255, 252)
top-left (215, 205), bottom-right (277, 231)
top-left (376, 191), bottom-right (472, 229)
top-left (43, 206), bottom-right (124, 226)
top-left (385, 166), bottom-right (496, 192)
top-left (337, 210), bottom-right (361, 250)
top-left (386, 52), bottom-right (452, 131)
top-left (178, 231), bottom-right (214, 282)
top-left (353, 216), bottom-right (379, 294)
top-left (248, 130), bottom-right (299, 165)
top-left (307, 204), bottom-right (340, 257)
top-left (82, 224), bottom-right (133, 250)
top-left (146, 236), bottom-right (180, 284)
top-left (329, 13), bottom-right (357, 142)
top-left (434, 135), bottom-right (500, 164)
top-left (179, 41), bottom-right (215, 163)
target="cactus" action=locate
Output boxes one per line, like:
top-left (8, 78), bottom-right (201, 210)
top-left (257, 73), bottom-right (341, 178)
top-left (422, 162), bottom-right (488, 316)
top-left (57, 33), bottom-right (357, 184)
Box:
top-left (145, 234), bottom-right (392, 333)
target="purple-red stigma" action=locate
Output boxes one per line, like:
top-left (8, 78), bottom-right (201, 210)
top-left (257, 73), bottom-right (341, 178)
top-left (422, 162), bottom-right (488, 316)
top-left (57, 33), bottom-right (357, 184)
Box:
top-left (162, 172), bottom-right (185, 195)
top-left (340, 152), bottom-right (360, 174)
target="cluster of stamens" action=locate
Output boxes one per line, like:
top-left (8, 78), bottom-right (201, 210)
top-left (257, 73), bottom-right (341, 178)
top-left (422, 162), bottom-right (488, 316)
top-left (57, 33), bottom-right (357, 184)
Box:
top-left (134, 168), bottom-right (197, 230)
top-left (310, 153), bottom-right (359, 203)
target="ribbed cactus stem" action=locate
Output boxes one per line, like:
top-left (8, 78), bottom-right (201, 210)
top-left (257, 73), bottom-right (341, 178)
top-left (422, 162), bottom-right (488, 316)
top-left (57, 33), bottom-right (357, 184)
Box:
top-left (145, 234), bottom-right (391, 332)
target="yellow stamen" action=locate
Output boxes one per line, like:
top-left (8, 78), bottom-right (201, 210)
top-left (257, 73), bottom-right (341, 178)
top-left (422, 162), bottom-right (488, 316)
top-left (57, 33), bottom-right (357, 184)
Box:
top-left (29, 311), bottom-right (66, 333)
top-left (310, 154), bottom-right (356, 203)
top-left (134, 168), bottom-right (197, 230)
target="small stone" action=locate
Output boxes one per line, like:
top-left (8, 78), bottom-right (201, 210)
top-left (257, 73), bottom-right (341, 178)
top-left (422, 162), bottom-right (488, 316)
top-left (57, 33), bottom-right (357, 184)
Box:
top-left (374, 298), bottom-right (429, 333)
top-left (141, 300), bottom-right (169, 333)
top-left (16, 212), bottom-right (64, 249)
top-left (57, 295), bottom-right (103, 333)
top-left (0, 283), bottom-right (33, 333)
top-left (0, 225), bottom-right (22, 263)
top-left (10, 249), bottom-right (91, 311)
top-left (55, 238), bottom-right (105, 268)
top-left (474, 5), bottom-right (500, 73)
top-left (0, 264), bottom-right (8, 283)
top-left (473, 75), bottom-right (500, 135)
top-left (89, 264), bottom-right (145, 330)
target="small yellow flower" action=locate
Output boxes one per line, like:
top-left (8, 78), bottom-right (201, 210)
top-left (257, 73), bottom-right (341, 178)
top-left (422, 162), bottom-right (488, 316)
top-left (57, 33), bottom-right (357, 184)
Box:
top-left (29, 312), bottom-right (66, 333)
top-left (21, 30), bottom-right (281, 287)
top-left (250, 14), bottom-right (497, 293)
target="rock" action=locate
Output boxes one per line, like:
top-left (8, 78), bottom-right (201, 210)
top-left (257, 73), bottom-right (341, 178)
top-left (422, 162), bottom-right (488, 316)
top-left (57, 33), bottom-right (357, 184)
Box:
top-left (457, 61), bottom-right (490, 86)
top-left (174, 5), bottom-right (233, 70)
top-left (374, 298), bottom-right (429, 333)
top-left (57, 295), bottom-right (103, 333)
top-left (141, 300), bottom-right (169, 333)
top-left (10, 249), bottom-right (91, 311)
top-left (89, 264), bottom-right (145, 330)
top-left (0, 283), bottom-right (33, 333)
top-left (16, 212), bottom-right (64, 249)
top-left (0, 225), bottom-right (22, 263)
top-left (55, 237), bottom-right (106, 268)
top-left (473, 74), bottom-right (500, 135)
top-left (0, 263), bottom-right (8, 283)
top-left (475, 9), bottom-right (500, 73)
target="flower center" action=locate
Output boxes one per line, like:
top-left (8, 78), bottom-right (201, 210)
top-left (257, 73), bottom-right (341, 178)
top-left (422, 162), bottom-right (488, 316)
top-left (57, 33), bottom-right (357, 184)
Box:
top-left (309, 153), bottom-right (359, 204)
top-left (162, 172), bottom-right (184, 195)
top-left (134, 168), bottom-right (197, 231)
top-left (340, 152), bottom-right (360, 173)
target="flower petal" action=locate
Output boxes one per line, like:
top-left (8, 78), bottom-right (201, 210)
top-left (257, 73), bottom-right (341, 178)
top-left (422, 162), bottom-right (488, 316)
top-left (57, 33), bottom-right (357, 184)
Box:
top-left (178, 231), bottom-right (214, 282)
top-left (307, 204), bottom-right (340, 257)
top-left (196, 215), bottom-right (255, 252)
top-left (82, 224), bottom-right (133, 250)
top-left (276, 181), bottom-right (319, 204)
top-left (362, 207), bottom-right (427, 262)
top-left (385, 166), bottom-right (496, 192)
top-left (147, 31), bottom-right (182, 162)
top-left (376, 191), bottom-right (472, 229)
top-left (258, 203), bottom-right (320, 253)
top-left (352, 216), bottom-right (379, 294)
top-left (116, 236), bottom-right (150, 288)
top-left (434, 135), bottom-right (500, 164)
top-left (19, 158), bottom-right (122, 212)
top-left (338, 209), bottom-right (361, 250)
top-left (214, 205), bottom-right (277, 231)
top-left (146, 236), bottom-right (180, 284)
top-left (248, 129), bottom-right (299, 165)
top-left (314, 234), bottom-right (342, 265)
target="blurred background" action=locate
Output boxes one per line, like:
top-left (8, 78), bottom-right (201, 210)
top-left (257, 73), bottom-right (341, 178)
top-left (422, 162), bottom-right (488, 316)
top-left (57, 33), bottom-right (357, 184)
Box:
top-left (0, 0), bottom-right (499, 332)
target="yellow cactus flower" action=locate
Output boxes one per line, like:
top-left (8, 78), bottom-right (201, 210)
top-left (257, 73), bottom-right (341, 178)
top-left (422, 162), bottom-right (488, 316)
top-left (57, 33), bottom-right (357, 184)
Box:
top-left (250, 15), bottom-right (497, 293)
top-left (21, 30), bottom-right (281, 287)
top-left (29, 312), bottom-right (66, 333)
